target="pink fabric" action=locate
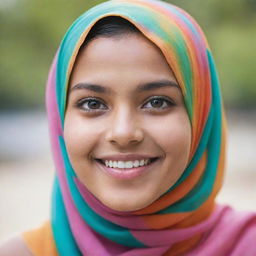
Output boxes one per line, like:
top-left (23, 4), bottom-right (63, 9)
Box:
top-left (187, 205), bottom-right (256, 256)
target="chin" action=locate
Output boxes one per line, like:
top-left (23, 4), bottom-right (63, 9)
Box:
top-left (98, 195), bottom-right (155, 212)
top-left (105, 201), bottom-right (147, 212)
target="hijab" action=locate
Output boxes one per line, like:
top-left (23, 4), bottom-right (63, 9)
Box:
top-left (46, 0), bottom-right (226, 255)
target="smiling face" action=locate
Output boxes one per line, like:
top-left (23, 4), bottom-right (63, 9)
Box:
top-left (64, 33), bottom-right (191, 212)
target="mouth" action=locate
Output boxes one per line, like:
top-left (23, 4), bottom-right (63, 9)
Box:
top-left (95, 157), bottom-right (159, 168)
top-left (94, 157), bottom-right (159, 179)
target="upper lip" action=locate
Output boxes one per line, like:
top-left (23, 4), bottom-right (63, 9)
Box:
top-left (95, 154), bottom-right (160, 161)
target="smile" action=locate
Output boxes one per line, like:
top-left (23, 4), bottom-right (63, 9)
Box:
top-left (95, 157), bottom-right (159, 179)
top-left (104, 159), bottom-right (151, 169)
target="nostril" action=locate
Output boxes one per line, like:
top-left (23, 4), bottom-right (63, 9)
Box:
top-left (106, 125), bottom-right (144, 146)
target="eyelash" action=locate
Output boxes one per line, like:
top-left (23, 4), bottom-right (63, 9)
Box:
top-left (75, 96), bottom-right (175, 113)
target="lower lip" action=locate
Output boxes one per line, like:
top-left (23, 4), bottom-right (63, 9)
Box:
top-left (96, 160), bottom-right (158, 180)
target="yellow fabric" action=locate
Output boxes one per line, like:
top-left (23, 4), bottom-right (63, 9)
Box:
top-left (22, 221), bottom-right (58, 256)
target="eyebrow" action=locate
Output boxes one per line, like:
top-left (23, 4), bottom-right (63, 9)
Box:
top-left (135, 79), bottom-right (179, 93)
top-left (70, 83), bottom-right (111, 94)
top-left (70, 79), bottom-right (179, 94)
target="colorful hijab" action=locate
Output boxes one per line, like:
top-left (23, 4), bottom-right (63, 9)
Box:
top-left (46, 0), bottom-right (227, 255)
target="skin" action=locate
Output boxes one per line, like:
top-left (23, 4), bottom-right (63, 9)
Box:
top-left (64, 33), bottom-right (191, 212)
top-left (0, 236), bottom-right (32, 256)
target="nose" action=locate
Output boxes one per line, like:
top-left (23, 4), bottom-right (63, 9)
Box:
top-left (105, 108), bottom-right (144, 147)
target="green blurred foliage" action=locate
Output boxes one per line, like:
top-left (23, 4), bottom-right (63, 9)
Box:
top-left (170, 0), bottom-right (256, 108)
top-left (1, 0), bottom-right (256, 110)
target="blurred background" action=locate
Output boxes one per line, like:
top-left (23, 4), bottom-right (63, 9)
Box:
top-left (0, 0), bottom-right (255, 242)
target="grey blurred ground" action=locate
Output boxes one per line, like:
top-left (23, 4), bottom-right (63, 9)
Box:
top-left (0, 110), bottom-right (255, 242)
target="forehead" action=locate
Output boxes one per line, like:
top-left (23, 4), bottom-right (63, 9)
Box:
top-left (69, 33), bottom-right (178, 90)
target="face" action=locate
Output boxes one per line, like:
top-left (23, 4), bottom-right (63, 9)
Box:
top-left (64, 33), bottom-right (191, 212)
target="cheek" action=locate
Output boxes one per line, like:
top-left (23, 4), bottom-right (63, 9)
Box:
top-left (63, 113), bottom-right (100, 158)
top-left (145, 111), bottom-right (191, 160)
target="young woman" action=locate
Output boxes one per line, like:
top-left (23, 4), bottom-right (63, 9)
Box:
top-left (1, 0), bottom-right (255, 255)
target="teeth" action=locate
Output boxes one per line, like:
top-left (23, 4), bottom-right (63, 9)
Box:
top-left (134, 160), bottom-right (140, 167)
top-left (113, 161), bottom-right (118, 168)
top-left (104, 159), bottom-right (151, 169)
top-left (125, 161), bottom-right (133, 168)
top-left (117, 161), bottom-right (125, 168)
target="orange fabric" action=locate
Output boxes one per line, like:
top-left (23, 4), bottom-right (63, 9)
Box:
top-left (22, 221), bottom-right (58, 256)
top-left (164, 233), bottom-right (202, 256)
top-left (141, 191), bottom-right (215, 230)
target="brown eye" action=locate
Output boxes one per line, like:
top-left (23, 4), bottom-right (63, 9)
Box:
top-left (151, 99), bottom-right (165, 108)
top-left (142, 96), bottom-right (175, 110)
top-left (76, 98), bottom-right (108, 111)
top-left (87, 100), bottom-right (101, 109)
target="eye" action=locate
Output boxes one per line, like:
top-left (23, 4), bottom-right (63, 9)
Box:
top-left (76, 97), bottom-right (108, 112)
top-left (142, 96), bottom-right (175, 110)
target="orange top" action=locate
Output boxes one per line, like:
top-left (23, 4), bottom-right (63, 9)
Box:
top-left (22, 221), bottom-right (58, 256)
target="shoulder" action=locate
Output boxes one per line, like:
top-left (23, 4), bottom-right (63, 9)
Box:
top-left (0, 222), bottom-right (57, 256)
top-left (23, 221), bottom-right (58, 256)
top-left (0, 235), bottom-right (33, 256)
